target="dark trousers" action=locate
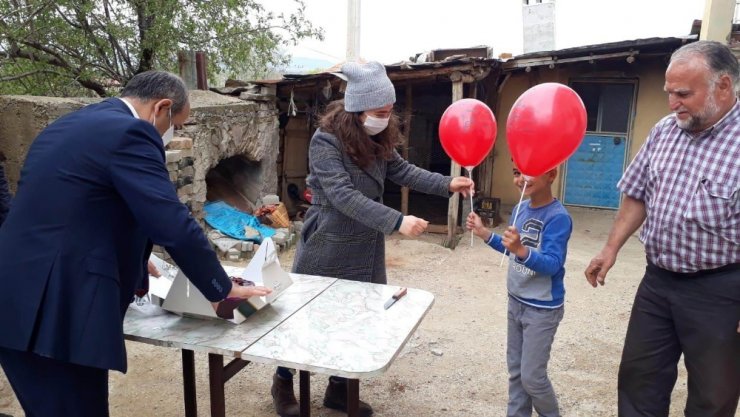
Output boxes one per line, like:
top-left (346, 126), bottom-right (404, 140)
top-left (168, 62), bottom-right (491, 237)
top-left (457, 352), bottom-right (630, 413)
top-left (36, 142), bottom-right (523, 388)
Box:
top-left (618, 262), bottom-right (740, 417)
top-left (0, 347), bottom-right (109, 417)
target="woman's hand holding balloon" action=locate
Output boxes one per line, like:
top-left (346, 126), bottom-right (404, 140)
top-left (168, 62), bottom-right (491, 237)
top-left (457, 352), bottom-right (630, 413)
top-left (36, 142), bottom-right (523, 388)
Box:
top-left (450, 177), bottom-right (475, 197)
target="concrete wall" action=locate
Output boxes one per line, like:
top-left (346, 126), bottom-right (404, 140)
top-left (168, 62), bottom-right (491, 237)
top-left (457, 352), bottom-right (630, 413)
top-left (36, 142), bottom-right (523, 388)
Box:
top-left (0, 96), bottom-right (91, 192)
top-left (492, 57), bottom-right (671, 207)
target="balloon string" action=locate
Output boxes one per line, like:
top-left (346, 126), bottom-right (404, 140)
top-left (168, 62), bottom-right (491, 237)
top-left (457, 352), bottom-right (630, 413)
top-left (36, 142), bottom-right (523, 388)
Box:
top-left (499, 180), bottom-right (527, 267)
top-left (466, 167), bottom-right (474, 247)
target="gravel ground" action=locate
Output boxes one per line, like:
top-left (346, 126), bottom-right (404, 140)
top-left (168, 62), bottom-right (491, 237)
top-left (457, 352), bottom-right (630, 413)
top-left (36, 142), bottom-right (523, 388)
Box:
top-left (1, 207), bottom-right (737, 417)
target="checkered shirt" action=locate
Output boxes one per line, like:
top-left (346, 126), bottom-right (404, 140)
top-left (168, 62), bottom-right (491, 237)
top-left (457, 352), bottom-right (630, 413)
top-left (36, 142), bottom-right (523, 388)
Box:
top-left (618, 102), bottom-right (740, 273)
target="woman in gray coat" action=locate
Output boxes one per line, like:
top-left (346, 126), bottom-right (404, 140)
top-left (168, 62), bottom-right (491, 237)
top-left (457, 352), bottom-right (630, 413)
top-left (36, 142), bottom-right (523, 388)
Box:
top-left (271, 61), bottom-right (474, 417)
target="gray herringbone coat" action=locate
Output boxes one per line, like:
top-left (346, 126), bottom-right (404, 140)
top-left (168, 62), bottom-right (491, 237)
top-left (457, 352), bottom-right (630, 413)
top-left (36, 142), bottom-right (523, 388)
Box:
top-left (292, 129), bottom-right (452, 284)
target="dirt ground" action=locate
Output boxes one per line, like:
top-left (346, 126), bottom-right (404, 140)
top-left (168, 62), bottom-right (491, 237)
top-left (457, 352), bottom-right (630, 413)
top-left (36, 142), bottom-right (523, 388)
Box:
top-left (0, 206), bottom-right (737, 417)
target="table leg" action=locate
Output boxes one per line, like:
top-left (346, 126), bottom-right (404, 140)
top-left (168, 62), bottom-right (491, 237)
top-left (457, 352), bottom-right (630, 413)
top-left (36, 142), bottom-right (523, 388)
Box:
top-left (206, 353), bottom-right (250, 417)
top-left (182, 349), bottom-right (198, 417)
top-left (347, 379), bottom-right (359, 417)
top-left (208, 353), bottom-right (226, 417)
top-left (299, 370), bottom-right (311, 417)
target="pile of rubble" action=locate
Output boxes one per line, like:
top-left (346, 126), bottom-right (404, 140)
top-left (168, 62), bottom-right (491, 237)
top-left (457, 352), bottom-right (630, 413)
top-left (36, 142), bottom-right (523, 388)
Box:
top-left (207, 220), bottom-right (303, 262)
top-left (205, 193), bottom-right (305, 262)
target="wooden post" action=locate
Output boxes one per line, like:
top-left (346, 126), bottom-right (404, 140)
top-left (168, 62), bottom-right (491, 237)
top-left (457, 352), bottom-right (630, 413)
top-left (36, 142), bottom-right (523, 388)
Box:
top-left (445, 72), bottom-right (465, 248)
top-left (178, 51), bottom-right (197, 90)
top-left (401, 85), bottom-right (413, 215)
top-left (195, 51), bottom-right (208, 90)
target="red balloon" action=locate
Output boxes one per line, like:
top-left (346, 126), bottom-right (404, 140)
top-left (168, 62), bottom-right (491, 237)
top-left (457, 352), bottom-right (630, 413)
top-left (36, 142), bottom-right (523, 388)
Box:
top-left (507, 83), bottom-right (586, 177)
top-left (439, 98), bottom-right (497, 168)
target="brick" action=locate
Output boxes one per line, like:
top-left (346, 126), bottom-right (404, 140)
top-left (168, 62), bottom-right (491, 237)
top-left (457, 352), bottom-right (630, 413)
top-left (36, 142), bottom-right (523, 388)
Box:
top-left (179, 166), bottom-right (195, 178)
top-left (177, 184), bottom-right (193, 197)
top-left (166, 137), bottom-right (193, 150)
top-left (177, 156), bottom-right (194, 169)
top-left (272, 231), bottom-right (287, 245)
top-left (165, 150), bottom-right (182, 164)
top-left (176, 176), bottom-right (193, 188)
top-left (262, 194), bottom-right (280, 205)
top-left (227, 248), bottom-right (240, 261)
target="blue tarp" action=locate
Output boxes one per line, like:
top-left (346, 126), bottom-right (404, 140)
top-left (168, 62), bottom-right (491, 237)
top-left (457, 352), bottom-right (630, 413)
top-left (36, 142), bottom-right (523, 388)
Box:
top-left (203, 201), bottom-right (275, 243)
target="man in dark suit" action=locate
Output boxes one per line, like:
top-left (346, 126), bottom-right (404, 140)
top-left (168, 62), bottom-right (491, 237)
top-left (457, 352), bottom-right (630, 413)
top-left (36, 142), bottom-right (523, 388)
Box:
top-left (0, 71), bottom-right (270, 417)
top-left (0, 152), bottom-right (9, 227)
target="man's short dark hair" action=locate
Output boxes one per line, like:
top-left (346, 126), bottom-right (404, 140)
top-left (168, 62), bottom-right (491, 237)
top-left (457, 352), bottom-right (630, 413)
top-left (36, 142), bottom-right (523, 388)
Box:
top-left (670, 41), bottom-right (740, 92)
top-left (121, 71), bottom-right (189, 114)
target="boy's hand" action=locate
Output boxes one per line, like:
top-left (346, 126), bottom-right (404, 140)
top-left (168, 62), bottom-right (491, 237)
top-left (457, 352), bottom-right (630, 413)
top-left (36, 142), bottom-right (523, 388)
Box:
top-left (503, 226), bottom-right (528, 259)
top-left (465, 212), bottom-right (490, 240)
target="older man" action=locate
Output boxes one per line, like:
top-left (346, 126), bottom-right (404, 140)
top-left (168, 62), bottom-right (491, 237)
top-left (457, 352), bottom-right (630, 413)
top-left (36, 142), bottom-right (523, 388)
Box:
top-left (585, 40), bottom-right (739, 417)
top-left (0, 71), bottom-right (270, 417)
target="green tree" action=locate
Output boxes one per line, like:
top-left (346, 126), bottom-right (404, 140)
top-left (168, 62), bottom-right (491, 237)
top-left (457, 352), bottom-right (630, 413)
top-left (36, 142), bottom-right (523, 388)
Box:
top-left (0, 0), bottom-right (323, 96)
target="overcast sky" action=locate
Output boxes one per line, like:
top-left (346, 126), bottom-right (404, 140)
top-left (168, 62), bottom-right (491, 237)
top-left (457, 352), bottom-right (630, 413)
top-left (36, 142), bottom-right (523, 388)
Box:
top-left (269, 0), bottom-right (707, 65)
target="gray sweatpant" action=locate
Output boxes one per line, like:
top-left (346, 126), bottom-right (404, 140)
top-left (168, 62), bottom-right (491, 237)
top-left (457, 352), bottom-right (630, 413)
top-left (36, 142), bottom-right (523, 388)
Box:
top-left (507, 296), bottom-right (564, 417)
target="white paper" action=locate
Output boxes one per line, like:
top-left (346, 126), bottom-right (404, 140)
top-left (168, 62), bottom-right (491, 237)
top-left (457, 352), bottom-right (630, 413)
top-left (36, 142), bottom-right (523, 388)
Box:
top-left (241, 238), bottom-right (292, 304)
top-left (147, 254), bottom-right (175, 304)
top-left (157, 238), bottom-right (293, 324)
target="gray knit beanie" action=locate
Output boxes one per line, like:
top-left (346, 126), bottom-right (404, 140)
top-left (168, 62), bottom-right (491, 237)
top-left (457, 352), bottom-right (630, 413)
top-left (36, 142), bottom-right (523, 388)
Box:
top-left (339, 61), bottom-right (396, 112)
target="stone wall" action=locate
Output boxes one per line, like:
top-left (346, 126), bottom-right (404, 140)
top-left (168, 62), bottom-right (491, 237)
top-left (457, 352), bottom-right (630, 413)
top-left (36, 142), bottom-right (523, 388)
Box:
top-left (0, 91), bottom-right (279, 223)
top-left (170, 90), bottom-right (280, 221)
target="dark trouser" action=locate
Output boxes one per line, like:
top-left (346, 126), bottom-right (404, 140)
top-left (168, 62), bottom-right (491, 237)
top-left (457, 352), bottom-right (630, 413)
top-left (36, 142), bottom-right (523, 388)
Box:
top-left (0, 347), bottom-right (109, 417)
top-left (618, 262), bottom-right (740, 417)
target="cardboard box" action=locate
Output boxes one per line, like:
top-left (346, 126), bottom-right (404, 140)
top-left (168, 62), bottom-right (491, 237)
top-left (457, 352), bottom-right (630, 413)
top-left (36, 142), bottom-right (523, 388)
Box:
top-left (148, 238), bottom-right (292, 324)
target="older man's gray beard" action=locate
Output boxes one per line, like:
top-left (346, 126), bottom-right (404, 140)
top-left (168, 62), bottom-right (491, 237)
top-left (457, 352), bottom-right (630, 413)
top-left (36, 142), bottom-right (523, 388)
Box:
top-left (675, 93), bottom-right (720, 132)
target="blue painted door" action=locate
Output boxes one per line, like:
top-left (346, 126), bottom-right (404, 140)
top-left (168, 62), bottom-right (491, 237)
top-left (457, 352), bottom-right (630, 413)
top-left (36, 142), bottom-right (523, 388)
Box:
top-left (563, 134), bottom-right (626, 209)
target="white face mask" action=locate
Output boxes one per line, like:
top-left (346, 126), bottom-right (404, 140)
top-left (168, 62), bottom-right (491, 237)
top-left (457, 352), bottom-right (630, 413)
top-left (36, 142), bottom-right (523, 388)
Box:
top-left (363, 114), bottom-right (389, 136)
top-left (154, 108), bottom-right (174, 146)
top-left (162, 124), bottom-right (174, 146)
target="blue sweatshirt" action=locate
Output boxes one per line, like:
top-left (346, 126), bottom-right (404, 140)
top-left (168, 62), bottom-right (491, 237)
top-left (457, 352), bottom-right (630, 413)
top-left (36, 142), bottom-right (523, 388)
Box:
top-left (487, 199), bottom-right (572, 308)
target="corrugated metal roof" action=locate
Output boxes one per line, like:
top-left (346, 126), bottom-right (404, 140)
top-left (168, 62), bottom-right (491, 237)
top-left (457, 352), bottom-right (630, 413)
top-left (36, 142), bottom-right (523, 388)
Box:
top-left (512, 35), bottom-right (698, 61)
top-left (243, 35), bottom-right (697, 88)
top-left (250, 57), bottom-right (501, 87)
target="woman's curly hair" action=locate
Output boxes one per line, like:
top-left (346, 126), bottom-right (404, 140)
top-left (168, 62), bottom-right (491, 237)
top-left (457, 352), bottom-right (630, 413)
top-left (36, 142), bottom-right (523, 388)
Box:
top-left (317, 100), bottom-right (401, 169)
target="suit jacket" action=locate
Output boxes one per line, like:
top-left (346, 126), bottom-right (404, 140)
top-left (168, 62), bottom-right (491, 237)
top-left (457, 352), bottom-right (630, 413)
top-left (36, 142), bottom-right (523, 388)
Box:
top-left (0, 98), bottom-right (231, 372)
top-left (0, 163), bottom-right (9, 227)
top-left (293, 129), bottom-right (451, 284)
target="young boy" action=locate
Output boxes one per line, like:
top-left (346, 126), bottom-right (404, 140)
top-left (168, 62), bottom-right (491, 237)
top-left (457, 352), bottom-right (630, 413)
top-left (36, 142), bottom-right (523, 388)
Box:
top-left (467, 165), bottom-right (572, 417)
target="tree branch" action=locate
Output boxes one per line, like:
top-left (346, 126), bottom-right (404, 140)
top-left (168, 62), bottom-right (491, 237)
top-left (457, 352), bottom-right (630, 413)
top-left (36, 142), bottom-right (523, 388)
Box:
top-left (0, 68), bottom-right (63, 82)
top-left (9, 44), bottom-right (107, 97)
